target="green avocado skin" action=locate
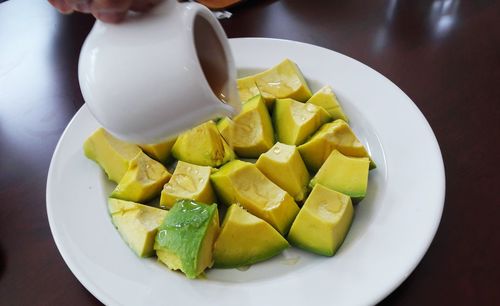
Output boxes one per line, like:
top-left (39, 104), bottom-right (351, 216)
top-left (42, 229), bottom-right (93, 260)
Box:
top-left (154, 199), bottom-right (217, 279)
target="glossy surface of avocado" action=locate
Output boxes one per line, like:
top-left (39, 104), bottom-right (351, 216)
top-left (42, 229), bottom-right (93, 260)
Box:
top-left (110, 152), bottom-right (171, 203)
top-left (274, 98), bottom-right (331, 146)
top-left (298, 119), bottom-right (372, 172)
top-left (218, 95), bottom-right (275, 158)
top-left (255, 142), bottom-right (310, 202)
top-left (171, 121), bottom-right (235, 167)
top-left (288, 184), bottom-right (353, 256)
top-left (159, 161), bottom-right (216, 209)
top-left (210, 160), bottom-right (299, 235)
top-left (253, 59), bottom-right (312, 102)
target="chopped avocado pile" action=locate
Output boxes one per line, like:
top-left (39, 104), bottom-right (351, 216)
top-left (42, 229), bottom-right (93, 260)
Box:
top-left (83, 58), bottom-right (377, 279)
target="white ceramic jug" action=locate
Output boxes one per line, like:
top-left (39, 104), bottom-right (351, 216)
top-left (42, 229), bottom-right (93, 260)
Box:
top-left (78, 0), bottom-right (240, 144)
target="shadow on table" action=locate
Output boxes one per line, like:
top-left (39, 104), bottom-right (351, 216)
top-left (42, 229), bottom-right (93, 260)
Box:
top-left (49, 12), bottom-right (94, 111)
top-left (0, 243), bottom-right (5, 281)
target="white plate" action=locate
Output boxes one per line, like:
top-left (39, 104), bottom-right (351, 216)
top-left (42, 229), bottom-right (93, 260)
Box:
top-left (47, 38), bottom-right (445, 306)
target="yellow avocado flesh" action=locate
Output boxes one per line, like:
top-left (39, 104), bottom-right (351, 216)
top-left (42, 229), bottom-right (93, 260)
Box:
top-left (307, 85), bottom-right (349, 122)
top-left (254, 59), bottom-right (312, 102)
top-left (210, 160), bottom-right (300, 235)
top-left (237, 75), bottom-right (275, 107)
top-left (154, 200), bottom-right (219, 279)
top-left (159, 161), bottom-right (216, 209)
top-left (237, 75), bottom-right (260, 103)
top-left (255, 142), bottom-right (310, 202)
top-left (298, 119), bottom-right (371, 172)
top-left (111, 152), bottom-right (172, 203)
top-left (108, 198), bottom-right (167, 257)
top-left (139, 138), bottom-right (176, 164)
top-left (171, 121), bottom-right (235, 167)
top-left (310, 150), bottom-right (369, 201)
top-left (274, 98), bottom-right (331, 146)
top-left (213, 204), bottom-right (289, 268)
top-left (287, 184), bottom-right (353, 256)
top-left (217, 95), bottom-right (275, 158)
top-left (83, 128), bottom-right (141, 183)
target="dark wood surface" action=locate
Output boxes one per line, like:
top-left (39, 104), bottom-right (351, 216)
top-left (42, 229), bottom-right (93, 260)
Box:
top-left (1, 0), bottom-right (499, 305)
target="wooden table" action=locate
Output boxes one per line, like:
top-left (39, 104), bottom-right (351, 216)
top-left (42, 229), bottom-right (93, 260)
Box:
top-left (1, 0), bottom-right (498, 305)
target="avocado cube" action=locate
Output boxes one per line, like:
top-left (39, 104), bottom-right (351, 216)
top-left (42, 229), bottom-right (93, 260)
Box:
top-left (256, 142), bottom-right (310, 202)
top-left (83, 128), bottom-right (141, 183)
top-left (139, 138), bottom-right (176, 164)
top-left (288, 184), bottom-right (353, 256)
top-left (298, 119), bottom-right (372, 172)
top-left (210, 160), bottom-right (300, 235)
top-left (217, 95), bottom-right (275, 158)
top-left (213, 204), bottom-right (289, 268)
top-left (310, 150), bottom-right (370, 201)
top-left (274, 98), bottom-right (331, 146)
top-left (154, 200), bottom-right (219, 279)
top-left (159, 161), bottom-right (216, 209)
top-left (108, 198), bottom-right (167, 257)
top-left (171, 121), bottom-right (235, 167)
top-left (307, 85), bottom-right (349, 122)
top-left (237, 75), bottom-right (275, 107)
top-left (254, 59), bottom-right (312, 102)
top-left (236, 75), bottom-right (260, 103)
top-left (111, 152), bottom-right (171, 203)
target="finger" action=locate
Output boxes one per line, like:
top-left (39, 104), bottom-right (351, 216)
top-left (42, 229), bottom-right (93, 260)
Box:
top-left (74, 0), bottom-right (92, 13)
top-left (56, 0), bottom-right (91, 13)
top-left (93, 10), bottom-right (128, 23)
top-left (91, 0), bottom-right (133, 13)
top-left (130, 0), bottom-right (162, 12)
top-left (91, 0), bottom-right (132, 23)
top-left (48, 0), bottom-right (74, 14)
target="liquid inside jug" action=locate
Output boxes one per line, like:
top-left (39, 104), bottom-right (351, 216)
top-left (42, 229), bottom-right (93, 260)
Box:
top-left (193, 15), bottom-right (234, 107)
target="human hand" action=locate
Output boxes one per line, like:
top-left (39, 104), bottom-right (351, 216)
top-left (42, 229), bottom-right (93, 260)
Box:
top-left (48, 0), bottom-right (161, 23)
